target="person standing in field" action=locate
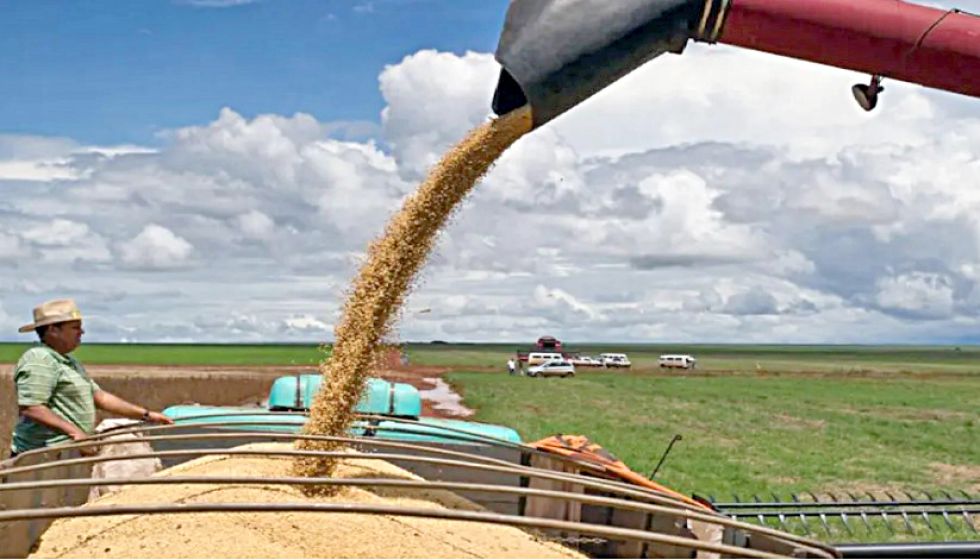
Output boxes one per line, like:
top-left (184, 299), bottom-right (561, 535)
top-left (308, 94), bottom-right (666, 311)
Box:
top-left (9, 299), bottom-right (173, 458)
top-left (507, 358), bottom-right (516, 375)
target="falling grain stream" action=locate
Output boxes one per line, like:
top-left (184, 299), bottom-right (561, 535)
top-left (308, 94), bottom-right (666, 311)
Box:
top-left (293, 107), bottom-right (533, 488)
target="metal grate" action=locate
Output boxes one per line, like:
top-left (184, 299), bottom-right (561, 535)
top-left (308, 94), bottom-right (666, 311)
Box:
top-left (708, 491), bottom-right (980, 541)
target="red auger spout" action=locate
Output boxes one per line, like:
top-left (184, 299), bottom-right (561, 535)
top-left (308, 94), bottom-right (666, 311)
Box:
top-left (719, 0), bottom-right (980, 100)
top-left (492, 0), bottom-right (980, 127)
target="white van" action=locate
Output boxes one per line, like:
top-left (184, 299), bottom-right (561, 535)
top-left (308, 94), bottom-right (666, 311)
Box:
top-left (599, 353), bottom-right (631, 368)
top-left (527, 352), bottom-right (564, 366)
top-left (658, 354), bottom-right (696, 369)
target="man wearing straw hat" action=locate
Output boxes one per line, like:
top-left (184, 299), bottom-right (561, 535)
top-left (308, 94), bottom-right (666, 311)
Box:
top-left (9, 298), bottom-right (172, 458)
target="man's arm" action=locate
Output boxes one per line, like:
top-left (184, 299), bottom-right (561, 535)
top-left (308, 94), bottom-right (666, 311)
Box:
top-left (18, 404), bottom-right (89, 440)
top-left (18, 404), bottom-right (99, 456)
top-left (93, 390), bottom-right (174, 424)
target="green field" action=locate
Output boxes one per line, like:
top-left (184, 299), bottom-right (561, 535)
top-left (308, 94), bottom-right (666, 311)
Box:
top-left (2, 341), bottom-right (976, 542)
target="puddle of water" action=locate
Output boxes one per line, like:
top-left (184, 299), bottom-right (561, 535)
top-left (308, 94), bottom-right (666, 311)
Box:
top-left (418, 377), bottom-right (474, 417)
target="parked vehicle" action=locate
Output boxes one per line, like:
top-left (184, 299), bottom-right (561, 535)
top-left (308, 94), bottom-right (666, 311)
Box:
top-left (658, 354), bottom-right (697, 369)
top-left (568, 355), bottom-right (602, 367)
top-left (526, 352), bottom-right (564, 366)
top-left (527, 360), bottom-right (576, 378)
top-left (600, 353), bottom-right (631, 368)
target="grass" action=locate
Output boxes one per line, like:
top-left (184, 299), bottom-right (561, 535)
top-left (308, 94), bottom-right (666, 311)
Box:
top-left (446, 369), bottom-right (979, 494)
top-left (440, 363), bottom-right (980, 543)
top-left (408, 343), bottom-right (980, 543)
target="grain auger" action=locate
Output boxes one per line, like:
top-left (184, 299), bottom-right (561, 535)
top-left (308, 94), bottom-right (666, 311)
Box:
top-left (491, 0), bottom-right (980, 127)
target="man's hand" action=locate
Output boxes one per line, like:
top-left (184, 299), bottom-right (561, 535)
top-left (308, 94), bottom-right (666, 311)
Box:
top-left (94, 390), bottom-right (174, 425)
top-left (70, 431), bottom-right (100, 457)
top-left (145, 411), bottom-right (174, 425)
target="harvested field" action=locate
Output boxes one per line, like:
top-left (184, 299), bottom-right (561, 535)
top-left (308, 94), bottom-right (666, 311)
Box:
top-left (31, 443), bottom-right (581, 559)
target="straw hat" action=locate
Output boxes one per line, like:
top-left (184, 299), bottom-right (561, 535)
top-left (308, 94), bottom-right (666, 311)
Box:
top-left (18, 299), bottom-right (83, 333)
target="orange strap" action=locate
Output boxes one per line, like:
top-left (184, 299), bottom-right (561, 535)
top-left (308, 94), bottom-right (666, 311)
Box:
top-left (530, 434), bottom-right (709, 510)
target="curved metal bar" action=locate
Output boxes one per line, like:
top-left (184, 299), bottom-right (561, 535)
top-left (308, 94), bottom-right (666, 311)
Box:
top-left (0, 447), bottom-right (834, 553)
top-left (0, 502), bottom-right (806, 559)
top-left (99, 410), bottom-right (656, 484)
top-left (44, 431), bottom-right (523, 468)
top-left (38, 413), bottom-right (551, 467)
top-left (10, 423), bottom-right (705, 510)
top-left (0, 447), bottom-right (702, 514)
top-left (9, 425), bottom-right (523, 472)
top-left (79, 411), bottom-right (526, 450)
top-left (0, 473), bottom-right (834, 554)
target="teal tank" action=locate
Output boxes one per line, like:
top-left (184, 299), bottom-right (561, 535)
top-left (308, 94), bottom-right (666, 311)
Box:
top-left (266, 374), bottom-right (421, 417)
top-left (162, 374), bottom-right (519, 445)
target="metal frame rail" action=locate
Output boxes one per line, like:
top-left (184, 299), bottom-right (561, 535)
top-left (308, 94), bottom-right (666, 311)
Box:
top-left (0, 416), bottom-right (840, 559)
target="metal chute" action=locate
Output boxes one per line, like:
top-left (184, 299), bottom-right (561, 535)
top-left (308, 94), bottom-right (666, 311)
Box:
top-left (492, 0), bottom-right (980, 127)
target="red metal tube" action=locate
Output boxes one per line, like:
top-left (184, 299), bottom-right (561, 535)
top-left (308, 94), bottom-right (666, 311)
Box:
top-left (718, 0), bottom-right (980, 99)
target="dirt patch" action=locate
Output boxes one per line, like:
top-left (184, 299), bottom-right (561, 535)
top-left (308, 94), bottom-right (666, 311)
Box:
top-left (32, 443), bottom-right (580, 559)
top-left (773, 413), bottom-right (826, 431)
top-left (876, 408), bottom-right (972, 422)
top-left (832, 405), bottom-right (973, 425)
top-left (812, 482), bottom-right (915, 501)
top-left (929, 462), bottom-right (980, 493)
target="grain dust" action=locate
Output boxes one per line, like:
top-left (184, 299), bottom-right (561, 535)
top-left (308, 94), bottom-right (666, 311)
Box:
top-left (294, 107), bottom-right (533, 486)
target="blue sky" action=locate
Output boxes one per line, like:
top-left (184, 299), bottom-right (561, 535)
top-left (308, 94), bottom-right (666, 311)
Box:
top-left (0, 0), bottom-right (978, 343)
top-left (1, 0), bottom-right (507, 145)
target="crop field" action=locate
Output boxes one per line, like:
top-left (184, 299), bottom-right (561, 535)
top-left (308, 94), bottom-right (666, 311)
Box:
top-left (2, 342), bottom-right (977, 543)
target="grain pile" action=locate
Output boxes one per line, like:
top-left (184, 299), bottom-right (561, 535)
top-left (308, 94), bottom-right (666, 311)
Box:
top-left (32, 443), bottom-right (581, 559)
top-left (295, 107), bottom-right (533, 484)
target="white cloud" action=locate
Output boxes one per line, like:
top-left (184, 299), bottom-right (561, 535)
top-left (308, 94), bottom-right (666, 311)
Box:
top-left (876, 272), bottom-right (956, 319)
top-left (549, 45), bottom-right (941, 160)
top-left (236, 210), bottom-right (275, 241)
top-left (531, 285), bottom-right (604, 322)
top-left (22, 219), bottom-right (92, 247)
top-left (117, 225), bottom-right (194, 269)
top-left (20, 219), bottom-right (111, 263)
top-left (353, 2), bottom-right (375, 13)
top-left (0, 232), bottom-right (30, 262)
top-left (1, 46), bottom-right (978, 343)
top-left (0, 160), bottom-right (79, 181)
top-left (283, 314), bottom-right (331, 333)
top-left (380, 50), bottom-right (500, 178)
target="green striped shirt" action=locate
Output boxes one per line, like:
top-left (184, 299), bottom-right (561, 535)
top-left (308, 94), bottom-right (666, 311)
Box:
top-left (11, 345), bottom-right (101, 454)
